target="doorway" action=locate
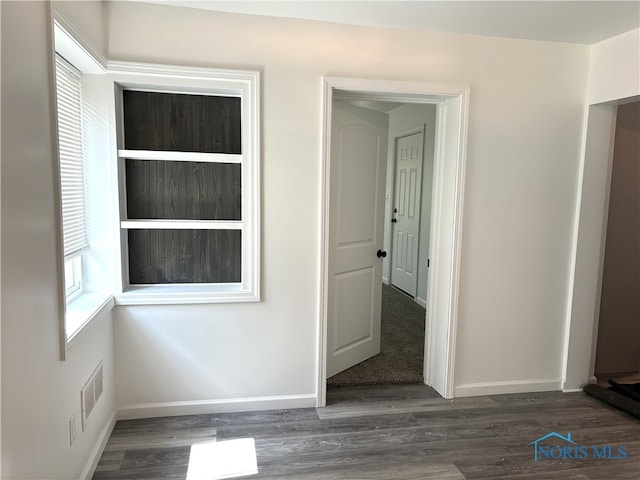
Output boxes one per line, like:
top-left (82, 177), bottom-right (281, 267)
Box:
top-left (563, 97), bottom-right (640, 391)
top-left (317, 77), bottom-right (469, 406)
top-left (593, 101), bottom-right (640, 386)
top-left (324, 101), bottom-right (434, 388)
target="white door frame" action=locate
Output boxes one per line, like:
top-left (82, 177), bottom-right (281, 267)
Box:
top-left (318, 77), bottom-right (470, 406)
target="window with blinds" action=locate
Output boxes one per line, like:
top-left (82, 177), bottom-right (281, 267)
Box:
top-left (55, 55), bottom-right (86, 296)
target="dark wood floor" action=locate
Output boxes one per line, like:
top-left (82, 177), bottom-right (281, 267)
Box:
top-left (93, 384), bottom-right (639, 479)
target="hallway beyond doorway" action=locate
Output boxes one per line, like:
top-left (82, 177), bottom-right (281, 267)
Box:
top-left (327, 284), bottom-right (425, 387)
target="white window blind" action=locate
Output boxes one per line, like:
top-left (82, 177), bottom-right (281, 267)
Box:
top-left (55, 55), bottom-right (86, 259)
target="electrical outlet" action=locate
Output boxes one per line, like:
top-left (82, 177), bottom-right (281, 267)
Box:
top-left (69, 414), bottom-right (77, 446)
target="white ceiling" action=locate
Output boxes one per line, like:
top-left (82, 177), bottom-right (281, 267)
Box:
top-left (138, 1), bottom-right (640, 45)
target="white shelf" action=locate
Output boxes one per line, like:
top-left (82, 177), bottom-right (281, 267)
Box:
top-left (115, 283), bottom-right (259, 305)
top-left (118, 149), bottom-right (242, 164)
top-left (121, 220), bottom-right (243, 230)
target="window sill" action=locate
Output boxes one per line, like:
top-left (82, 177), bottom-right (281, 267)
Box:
top-left (66, 292), bottom-right (115, 352)
top-left (115, 284), bottom-right (260, 305)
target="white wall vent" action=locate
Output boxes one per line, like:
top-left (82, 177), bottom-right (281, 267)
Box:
top-left (81, 361), bottom-right (104, 430)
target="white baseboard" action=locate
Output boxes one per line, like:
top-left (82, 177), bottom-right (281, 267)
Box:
top-left (415, 296), bottom-right (427, 308)
top-left (454, 379), bottom-right (562, 397)
top-left (560, 375), bottom-right (596, 393)
top-left (560, 375), bottom-right (595, 392)
top-left (81, 410), bottom-right (116, 480)
top-left (117, 393), bottom-right (317, 420)
top-left (562, 387), bottom-right (585, 393)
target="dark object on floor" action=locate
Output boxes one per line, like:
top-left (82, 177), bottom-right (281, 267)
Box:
top-left (583, 383), bottom-right (640, 419)
top-left (327, 284), bottom-right (425, 387)
top-left (608, 379), bottom-right (640, 402)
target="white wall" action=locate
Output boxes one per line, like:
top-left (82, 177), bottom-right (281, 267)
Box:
top-left (587, 28), bottom-right (640, 105)
top-left (53, 1), bottom-right (107, 62)
top-left (383, 104), bottom-right (437, 307)
top-left (105, 1), bottom-right (589, 404)
top-left (563, 105), bottom-right (617, 390)
top-left (1, 2), bottom-right (115, 479)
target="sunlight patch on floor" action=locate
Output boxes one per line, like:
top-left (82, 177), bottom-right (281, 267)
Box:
top-left (186, 438), bottom-right (258, 480)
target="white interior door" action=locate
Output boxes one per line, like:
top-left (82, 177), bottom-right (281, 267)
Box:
top-left (326, 101), bottom-right (389, 378)
top-left (391, 130), bottom-right (424, 297)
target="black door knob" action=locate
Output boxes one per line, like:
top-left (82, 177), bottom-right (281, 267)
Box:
top-left (377, 249), bottom-right (387, 258)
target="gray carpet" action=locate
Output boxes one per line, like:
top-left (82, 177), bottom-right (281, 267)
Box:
top-left (327, 284), bottom-right (426, 387)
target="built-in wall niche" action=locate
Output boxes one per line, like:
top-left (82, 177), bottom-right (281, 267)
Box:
top-left (122, 90), bottom-right (241, 153)
top-left (120, 90), bottom-right (242, 285)
top-left (125, 160), bottom-right (241, 220)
